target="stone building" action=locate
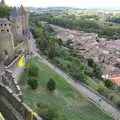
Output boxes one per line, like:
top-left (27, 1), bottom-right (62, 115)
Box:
top-left (0, 0), bottom-right (30, 64)
top-left (10, 5), bottom-right (29, 44)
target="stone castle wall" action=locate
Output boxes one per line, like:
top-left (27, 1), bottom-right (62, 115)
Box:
top-left (21, 13), bottom-right (28, 33)
top-left (0, 84), bottom-right (41, 120)
top-left (11, 16), bottom-right (23, 45)
top-left (20, 6), bottom-right (29, 33)
top-left (11, 16), bottom-right (23, 36)
top-left (0, 53), bottom-right (41, 120)
top-left (0, 32), bottom-right (14, 60)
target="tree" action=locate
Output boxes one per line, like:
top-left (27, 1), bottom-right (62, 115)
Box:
top-left (47, 45), bottom-right (58, 59)
top-left (40, 108), bottom-right (56, 120)
top-left (117, 102), bottom-right (120, 108)
top-left (87, 58), bottom-right (95, 67)
top-left (47, 78), bottom-right (56, 92)
top-left (28, 65), bottom-right (39, 77)
top-left (0, 4), bottom-right (11, 18)
top-left (28, 78), bottom-right (38, 89)
top-left (46, 37), bottom-right (60, 59)
top-left (104, 80), bottom-right (113, 88)
top-left (93, 63), bottom-right (102, 79)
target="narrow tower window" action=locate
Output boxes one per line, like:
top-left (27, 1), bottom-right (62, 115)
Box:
top-left (7, 29), bottom-right (9, 32)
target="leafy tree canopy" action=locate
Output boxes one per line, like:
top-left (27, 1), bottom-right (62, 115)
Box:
top-left (0, 4), bottom-right (11, 18)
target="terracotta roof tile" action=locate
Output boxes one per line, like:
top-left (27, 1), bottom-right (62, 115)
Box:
top-left (110, 77), bottom-right (120, 86)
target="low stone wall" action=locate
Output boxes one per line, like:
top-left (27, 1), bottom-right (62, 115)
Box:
top-left (0, 84), bottom-right (41, 120)
top-left (1, 69), bottom-right (22, 100)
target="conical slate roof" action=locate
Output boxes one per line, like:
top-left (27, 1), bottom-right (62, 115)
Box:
top-left (10, 5), bottom-right (27, 19)
top-left (0, 18), bottom-right (11, 24)
top-left (10, 7), bottom-right (20, 19)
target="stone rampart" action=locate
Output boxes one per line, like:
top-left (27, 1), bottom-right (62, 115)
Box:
top-left (0, 84), bottom-right (41, 120)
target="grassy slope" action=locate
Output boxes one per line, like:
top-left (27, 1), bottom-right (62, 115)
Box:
top-left (19, 58), bottom-right (112, 120)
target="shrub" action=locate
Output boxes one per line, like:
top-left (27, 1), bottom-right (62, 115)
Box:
top-left (84, 66), bottom-right (93, 77)
top-left (28, 78), bottom-right (38, 89)
top-left (40, 108), bottom-right (56, 120)
top-left (37, 102), bottom-right (66, 120)
top-left (71, 70), bottom-right (86, 83)
top-left (47, 45), bottom-right (58, 59)
top-left (97, 83), bottom-right (108, 96)
top-left (0, 4), bottom-right (11, 18)
top-left (110, 95), bottom-right (114, 101)
top-left (28, 65), bottom-right (39, 77)
top-left (117, 102), bottom-right (120, 108)
top-left (97, 87), bottom-right (104, 94)
top-left (47, 78), bottom-right (56, 92)
top-left (87, 58), bottom-right (95, 67)
top-left (104, 80), bottom-right (113, 88)
top-left (93, 64), bottom-right (102, 79)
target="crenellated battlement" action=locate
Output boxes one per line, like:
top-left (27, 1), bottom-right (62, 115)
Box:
top-left (0, 18), bottom-right (12, 33)
top-left (0, 60), bottom-right (41, 120)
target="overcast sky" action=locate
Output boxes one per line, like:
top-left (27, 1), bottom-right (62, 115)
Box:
top-left (5, 0), bottom-right (120, 8)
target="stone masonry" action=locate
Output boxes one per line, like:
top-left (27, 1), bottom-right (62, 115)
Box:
top-left (0, 1), bottom-right (41, 119)
top-left (0, 1), bottom-right (30, 64)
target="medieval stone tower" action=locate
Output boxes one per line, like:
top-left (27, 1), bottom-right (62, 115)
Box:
top-left (0, 18), bottom-right (14, 62)
top-left (10, 6), bottom-right (29, 35)
top-left (0, 0), bottom-right (29, 64)
top-left (10, 5), bottom-right (29, 44)
top-left (20, 5), bottom-right (28, 33)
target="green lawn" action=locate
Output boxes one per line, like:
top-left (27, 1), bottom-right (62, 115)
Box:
top-left (19, 58), bottom-right (113, 120)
